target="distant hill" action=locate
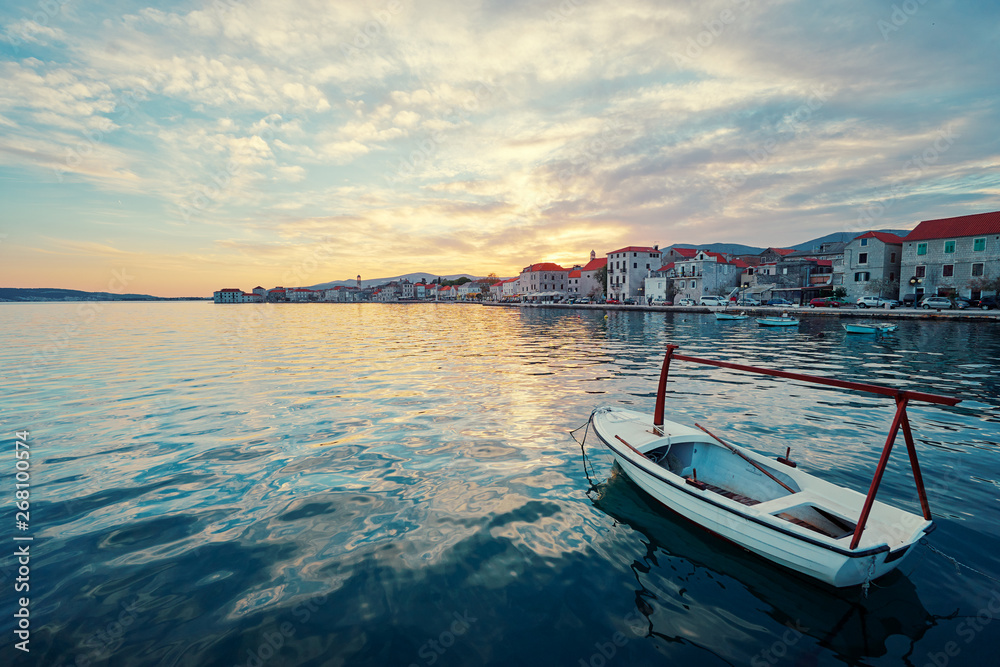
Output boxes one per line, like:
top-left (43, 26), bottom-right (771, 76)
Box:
top-left (667, 230), bottom-right (910, 257)
top-left (0, 288), bottom-right (206, 302)
top-left (309, 272), bottom-right (478, 290)
top-left (667, 242), bottom-right (764, 255)
top-left (789, 230), bottom-right (909, 252)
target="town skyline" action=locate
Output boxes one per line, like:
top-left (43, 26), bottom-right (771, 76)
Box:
top-left (3, 1), bottom-right (998, 297)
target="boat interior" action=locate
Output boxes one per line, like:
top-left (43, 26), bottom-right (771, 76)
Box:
top-left (642, 438), bottom-right (858, 540)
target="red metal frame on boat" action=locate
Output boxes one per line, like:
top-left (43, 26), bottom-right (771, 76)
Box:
top-left (652, 344), bottom-right (960, 551)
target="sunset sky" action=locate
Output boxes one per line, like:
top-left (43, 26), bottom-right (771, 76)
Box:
top-left (2, 0), bottom-right (998, 297)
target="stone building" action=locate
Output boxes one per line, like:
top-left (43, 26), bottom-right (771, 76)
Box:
top-left (900, 210), bottom-right (1000, 301)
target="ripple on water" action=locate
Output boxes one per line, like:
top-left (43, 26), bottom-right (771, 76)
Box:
top-left (1, 303), bottom-right (998, 665)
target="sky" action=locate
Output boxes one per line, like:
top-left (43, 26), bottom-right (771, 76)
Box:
top-left (1, 0), bottom-right (998, 297)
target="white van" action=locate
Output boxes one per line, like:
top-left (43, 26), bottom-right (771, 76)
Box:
top-left (699, 296), bottom-right (726, 306)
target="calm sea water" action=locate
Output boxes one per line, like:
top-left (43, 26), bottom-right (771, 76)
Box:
top-left (2, 302), bottom-right (999, 666)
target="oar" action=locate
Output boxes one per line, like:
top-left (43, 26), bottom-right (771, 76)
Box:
top-left (695, 423), bottom-right (796, 494)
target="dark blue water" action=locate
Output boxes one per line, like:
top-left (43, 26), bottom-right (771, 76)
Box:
top-left (2, 303), bottom-right (999, 666)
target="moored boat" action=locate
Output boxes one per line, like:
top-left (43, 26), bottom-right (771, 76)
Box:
top-left (588, 345), bottom-right (959, 588)
top-left (715, 312), bottom-right (749, 321)
top-left (756, 316), bottom-right (799, 327)
top-left (844, 323), bottom-right (898, 334)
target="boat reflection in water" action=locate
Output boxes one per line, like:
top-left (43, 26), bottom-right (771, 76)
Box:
top-left (588, 465), bottom-right (945, 662)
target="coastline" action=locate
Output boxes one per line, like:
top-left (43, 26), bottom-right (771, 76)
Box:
top-left (480, 301), bottom-right (1000, 321)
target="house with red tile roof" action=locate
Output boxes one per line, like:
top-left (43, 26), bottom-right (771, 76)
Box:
top-left (518, 261), bottom-right (570, 299)
top-left (656, 250), bottom-right (747, 302)
top-left (565, 251), bottom-right (608, 298)
top-left (900, 210), bottom-right (1000, 301)
top-left (843, 231), bottom-right (905, 300)
top-left (606, 246), bottom-right (662, 300)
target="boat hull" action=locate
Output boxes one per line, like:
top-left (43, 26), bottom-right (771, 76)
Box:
top-left (757, 317), bottom-right (799, 327)
top-left (715, 313), bottom-right (749, 320)
top-left (590, 407), bottom-right (931, 587)
top-left (844, 323), bottom-right (898, 334)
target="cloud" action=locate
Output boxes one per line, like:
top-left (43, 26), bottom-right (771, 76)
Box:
top-left (1, 0), bottom-right (998, 295)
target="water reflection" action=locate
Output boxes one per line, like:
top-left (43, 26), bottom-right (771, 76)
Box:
top-left (590, 467), bottom-right (949, 662)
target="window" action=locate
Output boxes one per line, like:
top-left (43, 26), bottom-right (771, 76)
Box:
top-left (915, 265), bottom-right (925, 278)
top-left (633, 263), bottom-right (637, 269)
top-left (889, 272), bottom-right (895, 281)
top-left (917, 243), bottom-right (927, 256)
top-left (855, 272), bottom-right (870, 282)
top-left (633, 252), bottom-right (637, 257)
top-left (858, 253), bottom-right (868, 264)
top-left (690, 281), bottom-right (696, 288)
top-left (890, 252), bottom-right (896, 263)
top-left (974, 238), bottom-right (986, 251)
top-left (646, 264), bottom-right (650, 269)
top-left (942, 265), bottom-right (954, 277)
top-left (944, 240), bottom-right (955, 253)
top-left (860, 237), bottom-right (868, 246)
top-left (972, 263), bottom-right (984, 277)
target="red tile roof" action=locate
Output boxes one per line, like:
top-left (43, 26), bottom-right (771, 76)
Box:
top-left (656, 262), bottom-right (676, 272)
top-left (729, 259), bottom-right (751, 269)
top-left (568, 270), bottom-right (581, 278)
top-left (607, 246), bottom-right (660, 255)
top-left (523, 262), bottom-right (567, 272)
top-left (219, 288), bottom-right (241, 292)
top-left (902, 210), bottom-right (1000, 241)
top-left (855, 231), bottom-right (905, 244)
top-left (582, 257), bottom-right (607, 271)
top-left (670, 247), bottom-right (698, 258)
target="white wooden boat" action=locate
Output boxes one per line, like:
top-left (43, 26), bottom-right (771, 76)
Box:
top-left (715, 312), bottom-right (749, 321)
top-left (843, 323), bottom-right (898, 334)
top-left (756, 316), bottom-right (799, 327)
top-left (588, 345), bottom-right (959, 588)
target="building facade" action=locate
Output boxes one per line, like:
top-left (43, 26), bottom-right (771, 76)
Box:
top-left (606, 246), bottom-right (662, 300)
top-left (900, 210), bottom-right (1000, 301)
top-left (842, 232), bottom-right (903, 300)
top-left (519, 263), bottom-right (570, 297)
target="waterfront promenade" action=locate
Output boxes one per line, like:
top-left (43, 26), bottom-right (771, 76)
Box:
top-left (482, 301), bottom-right (1000, 321)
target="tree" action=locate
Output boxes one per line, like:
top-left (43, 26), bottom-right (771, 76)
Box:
top-left (866, 277), bottom-right (899, 299)
top-left (832, 286), bottom-right (847, 299)
top-left (968, 275), bottom-right (1000, 294)
top-left (593, 265), bottom-right (608, 296)
top-left (481, 272), bottom-right (502, 285)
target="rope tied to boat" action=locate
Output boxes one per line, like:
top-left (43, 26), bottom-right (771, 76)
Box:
top-left (570, 418), bottom-right (600, 488)
top-left (921, 539), bottom-right (1000, 586)
top-left (861, 556), bottom-right (877, 598)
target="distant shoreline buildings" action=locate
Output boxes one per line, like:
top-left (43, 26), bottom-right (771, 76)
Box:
top-left (215, 210), bottom-right (1000, 306)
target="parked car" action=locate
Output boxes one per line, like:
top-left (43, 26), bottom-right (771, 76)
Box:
top-left (856, 296), bottom-right (896, 309)
top-left (767, 298), bottom-right (794, 306)
top-left (577, 297), bottom-right (591, 304)
top-left (699, 296), bottom-right (727, 306)
top-left (605, 298), bottom-right (620, 304)
top-left (902, 293), bottom-right (919, 307)
top-left (677, 298), bottom-right (696, 306)
top-left (809, 297), bottom-right (842, 308)
top-left (954, 298), bottom-right (972, 309)
top-left (978, 295), bottom-right (1000, 310)
top-left (623, 298), bottom-right (636, 305)
top-left (736, 298), bottom-right (761, 306)
top-left (920, 296), bottom-right (953, 310)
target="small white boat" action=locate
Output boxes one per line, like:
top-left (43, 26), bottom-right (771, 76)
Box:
top-left (843, 323), bottom-right (898, 334)
top-left (715, 312), bottom-right (749, 321)
top-left (756, 316), bottom-right (799, 327)
top-left (588, 345), bottom-right (959, 588)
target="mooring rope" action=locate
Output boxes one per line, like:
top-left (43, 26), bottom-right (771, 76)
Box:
top-left (921, 538), bottom-right (1000, 585)
top-left (570, 419), bottom-right (600, 489)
